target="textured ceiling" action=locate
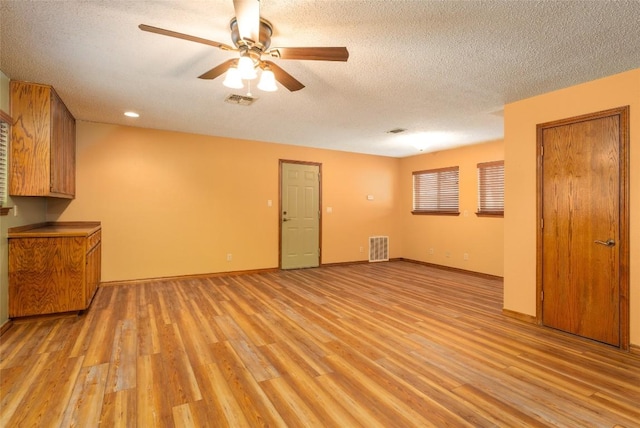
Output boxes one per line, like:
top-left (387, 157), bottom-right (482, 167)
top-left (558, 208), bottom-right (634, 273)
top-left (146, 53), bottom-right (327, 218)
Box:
top-left (1, 1), bottom-right (639, 157)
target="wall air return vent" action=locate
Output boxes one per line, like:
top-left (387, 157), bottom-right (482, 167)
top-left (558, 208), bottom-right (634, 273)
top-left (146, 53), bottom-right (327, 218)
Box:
top-left (224, 94), bottom-right (257, 106)
top-left (369, 236), bottom-right (389, 262)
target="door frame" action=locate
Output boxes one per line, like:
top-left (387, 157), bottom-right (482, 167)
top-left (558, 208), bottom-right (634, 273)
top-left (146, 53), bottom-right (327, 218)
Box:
top-left (535, 106), bottom-right (630, 350)
top-left (278, 159), bottom-right (323, 269)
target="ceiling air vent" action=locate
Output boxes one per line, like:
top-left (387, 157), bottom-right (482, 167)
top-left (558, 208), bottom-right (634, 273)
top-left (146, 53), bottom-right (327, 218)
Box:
top-left (386, 128), bottom-right (406, 134)
top-left (224, 94), bottom-right (257, 106)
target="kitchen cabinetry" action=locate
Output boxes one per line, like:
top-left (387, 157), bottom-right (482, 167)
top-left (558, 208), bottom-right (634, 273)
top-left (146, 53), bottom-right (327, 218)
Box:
top-left (8, 222), bottom-right (101, 317)
top-left (9, 81), bottom-right (76, 198)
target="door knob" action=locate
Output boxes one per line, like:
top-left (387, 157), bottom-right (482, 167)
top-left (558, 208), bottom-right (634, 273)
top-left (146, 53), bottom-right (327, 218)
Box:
top-left (283, 218), bottom-right (290, 222)
top-left (594, 239), bottom-right (615, 247)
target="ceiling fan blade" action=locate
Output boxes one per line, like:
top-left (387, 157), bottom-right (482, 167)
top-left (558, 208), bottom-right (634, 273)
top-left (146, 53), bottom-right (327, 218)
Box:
top-left (266, 47), bottom-right (349, 62)
top-left (139, 24), bottom-right (235, 51)
top-left (198, 59), bottom-right (237, 80)
top-left (233, 0), bottom-right (260, 43)
top-left (263, 61), bottom-right (305, 92)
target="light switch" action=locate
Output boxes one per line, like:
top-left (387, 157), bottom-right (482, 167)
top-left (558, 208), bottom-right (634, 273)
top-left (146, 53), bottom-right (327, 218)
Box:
top-left (367, 195), bottom-right (374, 200)
top-left (327, 207), bottom-right (333, 213)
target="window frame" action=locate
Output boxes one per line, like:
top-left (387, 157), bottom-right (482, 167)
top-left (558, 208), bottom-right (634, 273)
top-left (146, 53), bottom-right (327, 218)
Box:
top-left (412, 166), bottom-right (460, 216)
top-left (476, 160), bottom-right (504, 217)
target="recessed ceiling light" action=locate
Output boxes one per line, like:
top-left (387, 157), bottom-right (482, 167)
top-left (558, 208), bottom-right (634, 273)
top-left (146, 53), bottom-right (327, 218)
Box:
top-left (394, 131), bottom-right (459, 152)
top-left (124, 111), bottom-right (140, 118)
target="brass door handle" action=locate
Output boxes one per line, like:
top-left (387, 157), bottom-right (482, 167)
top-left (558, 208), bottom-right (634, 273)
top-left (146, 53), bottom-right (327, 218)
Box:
top-left (283, 218), bottom-right (290, 222)
top-left (594, 239), bottom-right (615, 247)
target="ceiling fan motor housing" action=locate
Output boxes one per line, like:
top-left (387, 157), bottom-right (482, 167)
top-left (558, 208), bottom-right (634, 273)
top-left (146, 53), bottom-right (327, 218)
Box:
top-left (230, 18), bottom-right (273, 51)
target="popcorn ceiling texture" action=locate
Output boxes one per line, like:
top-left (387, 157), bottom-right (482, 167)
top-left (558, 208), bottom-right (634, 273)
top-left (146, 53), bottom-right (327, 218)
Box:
top-left (1, 0), bottom-right (639, 157)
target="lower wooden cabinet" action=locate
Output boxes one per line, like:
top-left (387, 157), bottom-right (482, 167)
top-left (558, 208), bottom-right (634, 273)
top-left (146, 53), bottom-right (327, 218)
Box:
top-left (8, 222), bottom-right (101, 317)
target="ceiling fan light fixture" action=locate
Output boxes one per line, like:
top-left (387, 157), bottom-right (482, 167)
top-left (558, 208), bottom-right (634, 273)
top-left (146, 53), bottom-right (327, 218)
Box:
top-left (258, 68), bottom-right (277, 92)
top-left (238, 55), bottom-right (257, 80)
top-left (139, 1), bottom-right (349, 95)
top-left (223, 66), bottom-right (244, 89)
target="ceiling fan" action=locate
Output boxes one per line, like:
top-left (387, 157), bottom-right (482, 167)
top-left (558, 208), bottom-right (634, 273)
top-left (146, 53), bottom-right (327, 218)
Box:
top-left (139, 0), bottom-right (349, 92)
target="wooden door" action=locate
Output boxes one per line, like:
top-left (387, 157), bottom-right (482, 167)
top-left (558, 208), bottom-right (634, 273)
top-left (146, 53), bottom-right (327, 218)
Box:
top-left (538, 107), bottom-right (629, 348)
top-left (280, 161), bottom-right (321, 269)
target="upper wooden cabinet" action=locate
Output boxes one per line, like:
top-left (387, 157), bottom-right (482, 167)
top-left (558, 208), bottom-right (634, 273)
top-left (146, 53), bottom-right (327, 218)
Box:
top-left (9, 81), bottom-right (76, 198)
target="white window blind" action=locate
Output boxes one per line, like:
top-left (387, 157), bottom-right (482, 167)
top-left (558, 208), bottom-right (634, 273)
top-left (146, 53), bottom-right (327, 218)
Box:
top-left (0, 119), bottom-right (8, 206)
top-left (412, 166), bottom-right (459, 214)
top-left (477, 160), bottom-right (504, 216)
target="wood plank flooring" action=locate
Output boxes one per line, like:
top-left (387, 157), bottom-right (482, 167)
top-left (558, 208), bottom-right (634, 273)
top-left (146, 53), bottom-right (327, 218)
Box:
top-left (1, 261), bottom-right (639, 427)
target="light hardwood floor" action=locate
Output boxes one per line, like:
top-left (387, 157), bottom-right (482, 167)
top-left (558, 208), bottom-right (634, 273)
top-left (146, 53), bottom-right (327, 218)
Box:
top-left (1, 261), bottom-right (639, 427)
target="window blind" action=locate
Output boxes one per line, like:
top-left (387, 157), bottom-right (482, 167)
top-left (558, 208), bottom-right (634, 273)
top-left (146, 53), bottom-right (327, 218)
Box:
top-left (412, 166), bottom-right (459, 214)
top-left (477, 160), bottom-right (504, 216)
top-left (0, 119), bottom-right (8, 206)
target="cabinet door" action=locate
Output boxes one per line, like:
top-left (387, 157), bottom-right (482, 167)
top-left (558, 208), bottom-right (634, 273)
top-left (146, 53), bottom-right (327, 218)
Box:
top-left (9, 82), bottom-right (52, 196)
top-left (50, 91), bottom-right (76, 197)
top-left (85, 242), bottom-right (101, 306)
top-left (9, 236), bottom-right (86, 317)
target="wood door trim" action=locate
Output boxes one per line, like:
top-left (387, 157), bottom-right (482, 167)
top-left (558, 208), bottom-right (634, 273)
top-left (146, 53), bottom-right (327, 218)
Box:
top-left (536, 106), bottom-right (630, 350)
top-left (278, 159), bottom-right (323, 269)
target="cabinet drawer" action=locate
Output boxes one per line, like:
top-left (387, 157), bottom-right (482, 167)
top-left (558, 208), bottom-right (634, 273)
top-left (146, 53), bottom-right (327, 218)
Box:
top-left (87, 230), bottom-right (101, 251)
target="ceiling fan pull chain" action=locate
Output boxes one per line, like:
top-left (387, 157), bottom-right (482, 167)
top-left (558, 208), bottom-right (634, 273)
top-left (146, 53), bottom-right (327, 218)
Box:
top-left (246, 80), bottom-right (253, 97)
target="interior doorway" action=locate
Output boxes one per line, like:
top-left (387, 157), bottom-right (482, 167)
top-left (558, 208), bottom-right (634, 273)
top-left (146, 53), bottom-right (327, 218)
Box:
top-left (536, 106), bottom-right (629, 349)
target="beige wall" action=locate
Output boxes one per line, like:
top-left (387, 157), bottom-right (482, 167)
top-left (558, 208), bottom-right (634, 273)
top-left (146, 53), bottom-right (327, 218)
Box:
top-left (1, 70), bottom-right (10, 112)
top-left (504, 68), bottom-right (640, 346)
top-left (399, 140), bottom-right (504, 277)
top-left (47, 122), bottom-right (402, 282)
top-left (0, 69), bottom-right (49, 327)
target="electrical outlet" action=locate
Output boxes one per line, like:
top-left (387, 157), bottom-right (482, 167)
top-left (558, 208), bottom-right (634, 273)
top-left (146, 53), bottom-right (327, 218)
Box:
top-left (463, 253), bottom-right (469, 260)
top-left (429, 248), bottom-right (434, 255)
top-left (226, 253), bottom-right (232, 261)
top-left (359, 246), bottom-right (364, 253)
top-left (445, 251), bottom-right (451, 258)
